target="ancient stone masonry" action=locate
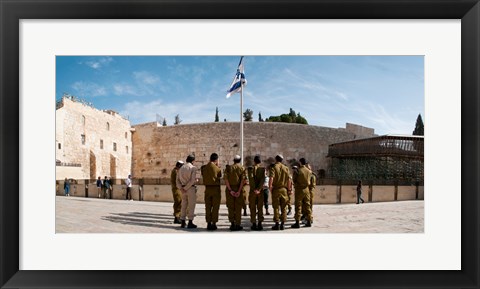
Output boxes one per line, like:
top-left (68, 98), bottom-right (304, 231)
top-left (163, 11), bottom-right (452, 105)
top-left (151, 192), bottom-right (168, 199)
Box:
top-left (56, 96), bottom-right (132, 180)
top-left (131, 121), bottom-right (374, 181)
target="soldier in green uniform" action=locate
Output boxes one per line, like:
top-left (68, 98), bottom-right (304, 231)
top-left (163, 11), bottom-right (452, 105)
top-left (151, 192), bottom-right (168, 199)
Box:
top-left (268, 155), bottom-right (292, 230)
top-left (291, 158), bottom-right (312, 228)
top-left (224, 155), bottom-right (246, 231)
top-left (201, 153), bottom-right (222, 231)
top-left (170, 160), bottom-right (184, 224)
top-left (302, 163), bottom-right (316, 223)
top-left (247, 155), bottom-right (266, 231)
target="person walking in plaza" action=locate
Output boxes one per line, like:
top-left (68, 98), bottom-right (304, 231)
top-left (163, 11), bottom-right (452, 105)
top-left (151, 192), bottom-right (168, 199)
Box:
top-left (356, 180), bottom-right (365, 204)
top-left (96, 176), bottom-right (102, 198)
top-left (268, 155), bottom-right (292, 230)
top-left (224, 155), bottom-right (246, 231)
top-left (170, 160), bottom-right (184, 224)
top-left (125, 174), bottom-right (133, 200)
top-left (291, 158), bottom-right (313, 228)
top-left (64, 177), bottom-right (70, 197)
top-left (103, 176), bottom-right (111, 199)
top-left (176, 154), bottom-right (198, 229)
top-left (201, 153), bottom-right (222, 231)
top-left (247, 155), bottom-right (266, 231)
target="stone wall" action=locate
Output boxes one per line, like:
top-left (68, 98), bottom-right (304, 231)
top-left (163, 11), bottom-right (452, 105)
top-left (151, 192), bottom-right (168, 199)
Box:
top-left (55, 97), bottom-right (132, 180)
top-left (131, 121), bottom-right (375, 180)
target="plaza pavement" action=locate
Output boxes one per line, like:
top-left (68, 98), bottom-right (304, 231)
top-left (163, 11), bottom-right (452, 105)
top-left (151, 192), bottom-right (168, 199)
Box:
top-left (55, 196), bottom-right (424, 233)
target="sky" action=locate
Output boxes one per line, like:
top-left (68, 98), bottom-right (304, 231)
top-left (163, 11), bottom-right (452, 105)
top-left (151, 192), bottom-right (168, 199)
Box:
top-left (56, 56), bottom-right (424, 135)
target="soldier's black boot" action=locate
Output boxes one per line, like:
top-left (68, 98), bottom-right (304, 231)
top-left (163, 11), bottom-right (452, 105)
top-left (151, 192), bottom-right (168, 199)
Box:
top-left (265, 209), bottom-right (270, 215)
top-left (235, 224), bottom-right (243, 231)
top-left (251, 223), bottom-right (258, 231)
top-left (211, 223), bottom-right (217, 230)
top-left (291, 221), bottom-right (300, 228)
top-left (304, 221), bottom-right (312, 227)
top-left (257, 222), bottom-right (263, 231)
top-left (187, 220), bottom-right (197, 229)
top-left (230, 222), bottom-right (236, 231)
top-left (207, 222), bottom-right (213, 231)
top-left (180, 220), bottom-right (186, 228)
top-left (280, 222), bottom-right (285, 230)
top-left (272, 222), bottom-right (280, 230)
top-left (174, 217), bottom-right (181, 224)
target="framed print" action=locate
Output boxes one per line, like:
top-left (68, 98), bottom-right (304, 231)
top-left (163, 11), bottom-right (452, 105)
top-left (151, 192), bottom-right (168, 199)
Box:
top-left (1, 0), bottom-right (479, 288)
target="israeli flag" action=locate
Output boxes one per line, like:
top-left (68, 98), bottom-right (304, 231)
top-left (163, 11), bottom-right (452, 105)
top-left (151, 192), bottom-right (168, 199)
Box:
top-left (226, 56), bottom-right (247, 98)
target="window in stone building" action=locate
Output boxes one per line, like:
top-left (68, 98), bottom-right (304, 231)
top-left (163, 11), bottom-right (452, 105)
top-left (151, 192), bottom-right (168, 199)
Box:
top-left (107, 122), bottom-right (110, 131)
top-left (113, 142), bottom-right (117, 151)
top-left (58, 143), bottom-right (61, 149)
top-left (82, 115), bottom-right (85, 126)
top-left (126, 146), bottom-right (129, 154)
top-left (125, 132), bottom-right (128, 139)
top-left (100, 139), bottom-right (104, 149)
top-left (81, 134), bottom-right (85, 145)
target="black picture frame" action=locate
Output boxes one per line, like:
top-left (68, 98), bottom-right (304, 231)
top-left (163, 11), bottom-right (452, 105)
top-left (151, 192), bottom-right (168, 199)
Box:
top-left (1, 0), bottom-right (478, 288)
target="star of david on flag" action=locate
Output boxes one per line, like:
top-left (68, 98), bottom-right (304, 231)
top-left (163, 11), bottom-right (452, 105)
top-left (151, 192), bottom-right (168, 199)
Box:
top-left (226, 56), bottom-right (247, 98)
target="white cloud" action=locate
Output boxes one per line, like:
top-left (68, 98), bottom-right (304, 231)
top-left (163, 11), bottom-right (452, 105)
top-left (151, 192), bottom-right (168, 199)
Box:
top-left (133, 71), bottom-right (160, 85)
top-left (85, 57), bottom-right (113, 70)
top-left (71, 81), bottom-right (107, 97)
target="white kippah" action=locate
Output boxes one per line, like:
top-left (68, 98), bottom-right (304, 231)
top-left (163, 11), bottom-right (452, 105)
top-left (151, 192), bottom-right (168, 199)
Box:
top-left (234, 155), bottom-right (241, 160)
top-left (177, 160), bottom-right (184, 164)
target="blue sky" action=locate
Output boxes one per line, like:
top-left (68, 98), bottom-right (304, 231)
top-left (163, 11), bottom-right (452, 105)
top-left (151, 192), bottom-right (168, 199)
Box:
top-left (56, 56), bottom-right (424, 135)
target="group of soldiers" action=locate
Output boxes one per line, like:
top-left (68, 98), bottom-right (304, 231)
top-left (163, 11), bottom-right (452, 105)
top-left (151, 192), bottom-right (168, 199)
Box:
top-left (170, 153), bottom-right (317, 231)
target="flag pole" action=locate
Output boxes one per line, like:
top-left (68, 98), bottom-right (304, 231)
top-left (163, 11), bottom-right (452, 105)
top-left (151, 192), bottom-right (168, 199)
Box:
top-left (240, 81), bottom-right (244, 166)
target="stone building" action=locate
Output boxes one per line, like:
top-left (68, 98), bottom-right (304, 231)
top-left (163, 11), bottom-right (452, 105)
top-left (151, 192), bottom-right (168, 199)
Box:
top-left (131, 121), bottom-right (375, 181)
top-left (55, 96), bottom-right (132, 180)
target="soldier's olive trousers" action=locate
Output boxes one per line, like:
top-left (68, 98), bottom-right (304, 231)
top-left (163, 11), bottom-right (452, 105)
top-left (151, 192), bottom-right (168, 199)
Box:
top-left (248, 191), bottom-right (264, 223)
top-left (204, 186), bottom-right (221, 223)
top-left (295, 188), bottom-right (312, 222)
top-left (272, 188), bottom-right (288, 222)
top-left (172, 189), bottom-right (182, 218)
top-left (180, 187), bottom-right (196, 221)
top-left (302, 190), bottom-right (314, 217)
top-left (225, 186), bottom-right (244, 225)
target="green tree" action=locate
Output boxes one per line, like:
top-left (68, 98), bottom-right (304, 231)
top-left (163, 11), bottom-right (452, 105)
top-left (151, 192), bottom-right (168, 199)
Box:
top-left (215, 107), bottom-right (219, 122)
top-left (258, 112), bottom-right (264, 122)
top-left (244, 108), bottom-right (253, 121)
top-left (174, 114), bottom-right (182, 125)
top-left (266, 108), bottom-right (309, 125)
top-left (162, 118), bottom-right (167, 126)
top-left (413, 114), bottom-right (424, 135)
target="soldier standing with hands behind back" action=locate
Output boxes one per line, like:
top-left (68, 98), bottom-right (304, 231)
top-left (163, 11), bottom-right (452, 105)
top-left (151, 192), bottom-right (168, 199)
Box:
top-left (201, 153), bottom-right (222, 231)
top-left (247, 155), bottom-right (266, 231)
top-left (224, 155), bottom-right (246, 231)
top-left (176, 154), bottom-right (198, 229)
top-left (269, 155), bottom-right (292, 230)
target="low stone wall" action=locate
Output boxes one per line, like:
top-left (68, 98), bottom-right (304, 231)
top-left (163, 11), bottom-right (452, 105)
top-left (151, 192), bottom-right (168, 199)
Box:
top-left (57, 183), bottom-right (423, 204)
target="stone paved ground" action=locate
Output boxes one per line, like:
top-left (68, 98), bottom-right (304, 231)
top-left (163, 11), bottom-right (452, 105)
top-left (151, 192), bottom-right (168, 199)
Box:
top-left (55, 196), bottom-right (424, 233)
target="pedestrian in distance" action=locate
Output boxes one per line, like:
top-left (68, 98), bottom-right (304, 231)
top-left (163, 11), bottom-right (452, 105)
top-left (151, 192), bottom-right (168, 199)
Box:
top-left (263, 171), bottom-right (271, 216)
top-left (176, 154), bottom-right (198, 229)
top-left (356, 180), bottom-right (365, 204)
top-left (201, 153), bottom-right (222, 231)
top-left (64, 177), bottom-right (70, 197)
top-left (125, 174), bottom-right (133, 201)
top-left (268, 155), bottom-right (292, 230)
top-left (96, 176), bottom-right (102, 198)
top-left (103, 176), bottom-right (111, 199)
top-left (291, 158), bottom-right (313, 228)
top-left (171, 160), bottom-right (184, 224)
top-left (224, 155), bottom-right (246, 231)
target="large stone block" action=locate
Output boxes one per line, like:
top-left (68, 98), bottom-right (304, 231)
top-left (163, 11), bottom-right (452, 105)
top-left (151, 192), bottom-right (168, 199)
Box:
top-left (314, 186), bottom-right (338, 204)
top-left (397, 186), bottom-right (417, 200)
top-left (372, 186), bottom-right (395, 202)
top-left (340, 185), bottom-right (357, 204)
